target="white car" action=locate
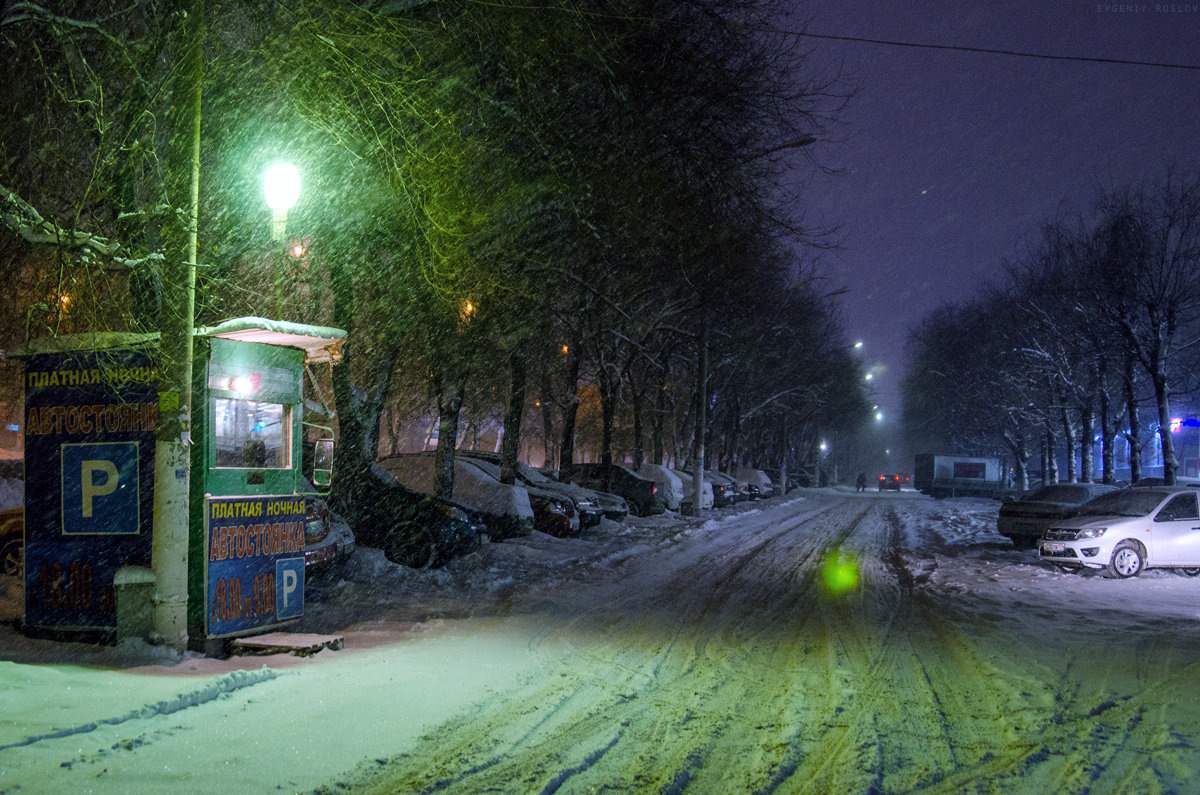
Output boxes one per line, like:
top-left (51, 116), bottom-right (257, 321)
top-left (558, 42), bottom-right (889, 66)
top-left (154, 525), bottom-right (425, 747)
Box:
top-left (1040, 487), bottom-right (1200, 578)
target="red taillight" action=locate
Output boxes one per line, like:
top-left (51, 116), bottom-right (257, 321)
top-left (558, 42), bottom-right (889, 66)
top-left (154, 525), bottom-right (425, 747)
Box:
top-left (879, 476), bottom-right (885, 482)
top-left (652, 484), bottom-right (657, 495)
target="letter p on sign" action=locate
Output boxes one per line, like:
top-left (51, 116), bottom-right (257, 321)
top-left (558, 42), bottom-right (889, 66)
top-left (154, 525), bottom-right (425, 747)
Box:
top-left (81, 460), bottom-right (118, 517)
top-left (61, 442), bottom-right (140, 535)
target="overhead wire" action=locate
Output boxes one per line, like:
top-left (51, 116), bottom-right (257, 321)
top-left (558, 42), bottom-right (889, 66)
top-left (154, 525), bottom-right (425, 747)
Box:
top-left (788, 30), bottom-right (1200, 71)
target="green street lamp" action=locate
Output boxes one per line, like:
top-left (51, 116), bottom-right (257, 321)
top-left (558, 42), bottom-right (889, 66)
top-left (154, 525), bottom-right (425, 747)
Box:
top-left (263, 162), bottom-right (300, 241)
top-left (264, 162), bottom-right (299, 318)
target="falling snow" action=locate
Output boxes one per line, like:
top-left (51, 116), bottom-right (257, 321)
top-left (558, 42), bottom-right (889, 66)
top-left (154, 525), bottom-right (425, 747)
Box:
top-left (3, 487), bottom-right (1200, 792)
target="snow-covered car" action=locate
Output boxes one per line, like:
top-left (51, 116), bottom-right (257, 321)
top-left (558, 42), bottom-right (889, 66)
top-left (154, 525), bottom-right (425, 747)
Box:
top-left (0, 506), bottom-right (22, 578)
top-left (671, 468), bottom-right (714, 511)
top-left (379, 453), bottom-right (534, 539)
top-left (1040, 486), bottom-right (1200, 577)
top-left (362, 463), bottom-right (485, 568)
top-left (736, 468), bottom-right (775, 499)
top-left (570, 463), bottom-right (664, 517)
top-left (634, 464), bottom-right (684, 511)
top-left (998, 482), bottom-right (1118, 550)
top-left (459, 452), bottom-right (604, 531)
top-left (456, 456), bottom-right (578, 537)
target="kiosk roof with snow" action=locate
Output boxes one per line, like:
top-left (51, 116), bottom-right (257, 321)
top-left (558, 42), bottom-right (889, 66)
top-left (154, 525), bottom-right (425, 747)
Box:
top-left (15, 316), bottom-right (346, 364)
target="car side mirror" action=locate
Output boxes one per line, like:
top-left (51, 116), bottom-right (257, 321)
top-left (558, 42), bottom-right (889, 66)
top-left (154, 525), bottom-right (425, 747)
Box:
top-left (311, 437), bottom-right (334, 489)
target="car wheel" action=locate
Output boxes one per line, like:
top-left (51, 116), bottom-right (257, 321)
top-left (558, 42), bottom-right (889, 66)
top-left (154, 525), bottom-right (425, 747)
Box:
top-left (1107, 542), bottom-right (1144, 579)
top-left (1, 538), bottom-right (21, 578)
top-left (385, 528), bottom-right (437, 570)
top-left (1182, 568), bottom-right (1200, 577)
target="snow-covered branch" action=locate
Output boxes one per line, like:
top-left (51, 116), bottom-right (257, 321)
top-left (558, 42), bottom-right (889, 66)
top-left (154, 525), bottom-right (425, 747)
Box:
top-left (1, 182), bottom-right (160, 270)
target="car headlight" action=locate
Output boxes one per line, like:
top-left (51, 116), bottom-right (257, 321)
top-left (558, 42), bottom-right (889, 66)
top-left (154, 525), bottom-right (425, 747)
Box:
top-left (1076, 527), bottom-right (1107, 539)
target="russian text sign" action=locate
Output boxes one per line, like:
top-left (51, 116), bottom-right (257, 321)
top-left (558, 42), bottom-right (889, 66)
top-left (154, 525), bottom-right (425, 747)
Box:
top-left (205, 495), bottom-right (306, 637)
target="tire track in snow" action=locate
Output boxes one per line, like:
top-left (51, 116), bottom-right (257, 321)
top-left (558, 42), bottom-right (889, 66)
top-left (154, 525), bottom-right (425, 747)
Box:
top-left (0, 668), bottom-right (282, 752)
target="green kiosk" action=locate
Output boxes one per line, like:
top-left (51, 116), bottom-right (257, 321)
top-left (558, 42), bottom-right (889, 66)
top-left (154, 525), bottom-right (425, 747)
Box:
top-left (19, 317), bottom-right (344, 652)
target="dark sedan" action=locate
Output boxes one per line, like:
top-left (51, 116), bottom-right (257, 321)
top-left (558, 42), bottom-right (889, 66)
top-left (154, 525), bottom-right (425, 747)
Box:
top-left (998, 482), bottom-right (1119, 550)
top-left (569, 463), bottom-right (664, 517)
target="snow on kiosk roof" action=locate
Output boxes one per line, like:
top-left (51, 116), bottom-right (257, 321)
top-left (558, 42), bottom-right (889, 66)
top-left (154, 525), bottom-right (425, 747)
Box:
top-left (14, 316), bottom-right (346, 364)
top-left (198, 316), bottom-right (345, 364)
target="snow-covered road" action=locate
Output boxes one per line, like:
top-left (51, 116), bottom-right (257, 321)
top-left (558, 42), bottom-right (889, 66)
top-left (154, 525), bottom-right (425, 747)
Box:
top-left (3, 490), bottom-right (1200, 792)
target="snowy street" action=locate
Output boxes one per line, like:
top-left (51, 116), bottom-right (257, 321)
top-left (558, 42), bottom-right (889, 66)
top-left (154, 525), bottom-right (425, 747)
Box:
top-left (4, 490), bottom-right (1200, 792)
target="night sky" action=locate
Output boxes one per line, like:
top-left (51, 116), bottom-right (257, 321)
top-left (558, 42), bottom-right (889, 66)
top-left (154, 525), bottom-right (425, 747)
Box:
top-left (785, 1), bottom-right (1200, 425)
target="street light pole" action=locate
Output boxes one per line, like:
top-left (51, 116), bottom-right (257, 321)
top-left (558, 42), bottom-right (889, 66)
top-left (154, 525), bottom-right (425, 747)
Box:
top-left (151, 0), bottom-right (204, 652)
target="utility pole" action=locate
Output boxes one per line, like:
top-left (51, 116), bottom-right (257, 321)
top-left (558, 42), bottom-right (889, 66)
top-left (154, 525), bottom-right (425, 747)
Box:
top-left (152, 0), bottom-right (204, 651)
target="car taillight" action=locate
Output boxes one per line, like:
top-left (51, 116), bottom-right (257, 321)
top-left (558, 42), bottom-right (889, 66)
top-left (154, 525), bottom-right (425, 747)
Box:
top-left (652, 484), bottom-right (657, 495)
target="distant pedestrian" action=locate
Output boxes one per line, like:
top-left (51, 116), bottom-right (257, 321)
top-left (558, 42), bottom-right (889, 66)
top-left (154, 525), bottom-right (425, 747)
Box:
top-left (856, 472), bottom-right (867, 492)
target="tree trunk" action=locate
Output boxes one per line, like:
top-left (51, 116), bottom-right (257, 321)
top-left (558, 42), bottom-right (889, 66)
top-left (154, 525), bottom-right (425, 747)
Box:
top-left (540, 392), bottom-right (556, 471)
top-left (557, 337), bottom-right (583, 480)
top-left (1045, 429), bottom-right (1059, 484)
top-left (1060, 406), bottom-right (1077, 483)
top-left (1004, 428), bottom-right (1029, 492)
top-left (1124, 356), bottom-right (1143, 483)
top-left (1098, 366), bottom-right (1118, 484)
top-left (499, 352), bottom-right (526, 485)
top-left (434, 377), bottom-right (463, 501)
top-left (651, 383), bottom-right (666, 467)
top-left (1153, 368), bottom-right (1178, 485)
top-left (597, 365), bottom-right (617, 471)
top-left (631, 387), bottom-right (645, 470)
top-left (1079, 404), bottom-right (1095, 483)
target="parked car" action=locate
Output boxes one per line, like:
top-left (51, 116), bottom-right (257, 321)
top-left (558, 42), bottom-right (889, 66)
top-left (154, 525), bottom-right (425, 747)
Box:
top-left (1, 506), bottom-right (22, 578)
top-left (686, 469), bottom-right (738, 507)
top-left (378, 453), bottom-right (534, 539)
top-left (457, 456), bottom-right (578, 537)
top-left (998, 482), bottom-right (1119, 550)
top-left (303, 493), bottom-right (356, 573)
top-left (460, 452), bottom-right (604, 530)
top-left (635, 464), bottom-right (685, 511)
top-left (362, 463), bottom-right (485, 568)
top-left (878, 473), bottom-right (903, 492)
top-left (539, 468), bottom-right (630, 522)
top-left (672, 468), bottom-right (714, 511)
top-left (737, 468), bottom-right (775, 499)
top-left (1040, 486), bottom-right (1200, 577)
top-left (570, 463), bottom-right (664, 517)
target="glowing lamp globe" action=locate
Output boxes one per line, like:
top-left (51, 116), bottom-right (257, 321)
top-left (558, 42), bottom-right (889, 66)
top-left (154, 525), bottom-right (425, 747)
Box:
top-left (263, 163), bottom-right (300, 240)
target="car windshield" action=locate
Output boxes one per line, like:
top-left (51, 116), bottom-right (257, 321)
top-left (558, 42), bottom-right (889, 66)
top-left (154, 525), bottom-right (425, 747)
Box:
top-left (1075, 489), bottom-right (1168, 517)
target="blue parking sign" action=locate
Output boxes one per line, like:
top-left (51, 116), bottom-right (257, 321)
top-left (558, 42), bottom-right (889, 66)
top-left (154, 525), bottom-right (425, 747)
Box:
top-left (275, 557), bottom-right (305, 619)
top-left (61, 442), bottom-right (140, 535)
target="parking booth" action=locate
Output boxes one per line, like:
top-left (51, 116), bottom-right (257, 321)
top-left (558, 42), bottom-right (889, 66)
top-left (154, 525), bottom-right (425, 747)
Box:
top-left (18, 317), bottom-right (344, 652)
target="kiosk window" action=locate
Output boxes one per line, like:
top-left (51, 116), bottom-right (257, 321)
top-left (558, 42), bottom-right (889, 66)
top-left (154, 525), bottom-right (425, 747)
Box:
top-left (214, 398), bottom-right (289, 469)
